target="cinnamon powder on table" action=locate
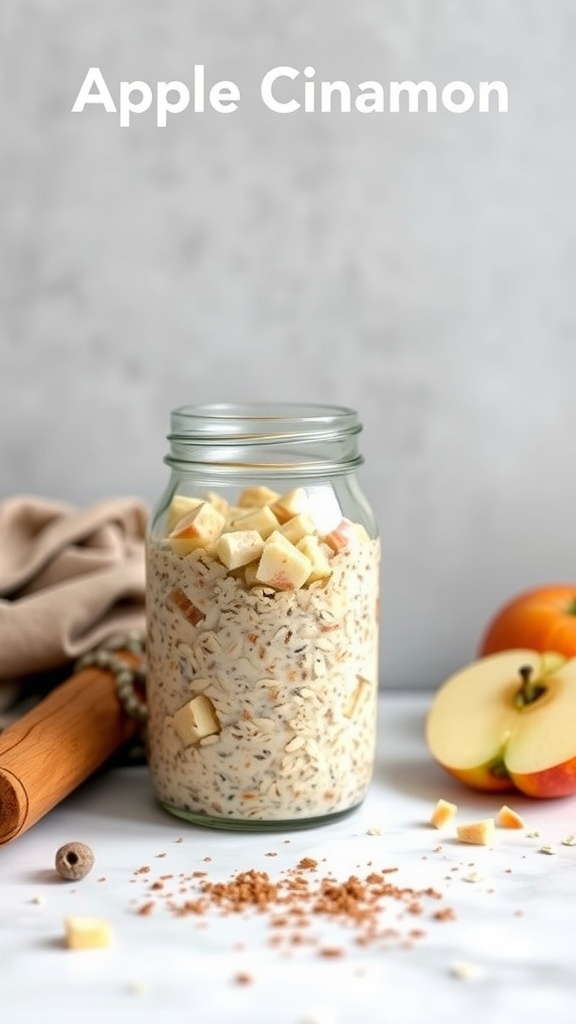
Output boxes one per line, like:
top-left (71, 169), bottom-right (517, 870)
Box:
top-left (133, 858), bottom-right (453, 956)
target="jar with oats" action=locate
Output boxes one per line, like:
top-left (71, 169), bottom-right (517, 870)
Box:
top-left (145, 403), bottom-right (380, 831)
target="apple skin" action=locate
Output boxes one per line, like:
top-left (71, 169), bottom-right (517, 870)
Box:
top-left (509, 758), bottom-right (576, 799)
top-left (479, 584), bottom-right (576, 660)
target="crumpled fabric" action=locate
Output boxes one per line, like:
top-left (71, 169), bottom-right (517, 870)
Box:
top-left (0, 496), bottom-right (148, 722)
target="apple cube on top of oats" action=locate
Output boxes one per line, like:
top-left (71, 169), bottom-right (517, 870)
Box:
top-left (166, 495), bottom-right (205, 533)
top-left (215, 529), bottom-right (265, 570)
top-left (256, 534), bottom-right (313, 590)
top-left (323, 518), bottom-right (359, 553)
top-left (237, 485), bottom-right (281, 509)
top-left (279, 512), bottom-right (317, 545)
top-left (229, 505), bottom-right (280, 540)
top-left (204, 491), bottom-right (230, 517)
top-left (169, 501), bottom-right (225, 556)
top-left (270, 487), bottom-right (309, 524)
top-left (296, 534), bottom-right (332, 583)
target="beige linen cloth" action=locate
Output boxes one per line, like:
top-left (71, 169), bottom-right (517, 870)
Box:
top-left (0, 496), bottom-right (148, 725)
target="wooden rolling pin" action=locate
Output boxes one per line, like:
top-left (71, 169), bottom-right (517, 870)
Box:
top-left (0, 654), bottom-right (144, 845)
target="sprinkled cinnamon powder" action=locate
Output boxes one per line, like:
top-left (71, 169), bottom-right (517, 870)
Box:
top-left (433, 907), bottom-right (456, 922)
top-left (131, 857), bottom-right (454, 955)
top-left (137, 902), bottom-right (155, 916)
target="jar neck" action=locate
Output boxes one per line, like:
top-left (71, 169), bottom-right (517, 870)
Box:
top-left (165, 403), bottom-right (363, 479)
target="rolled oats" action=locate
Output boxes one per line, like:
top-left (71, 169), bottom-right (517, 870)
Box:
top-left (146, 530), bottom-right (380, 823)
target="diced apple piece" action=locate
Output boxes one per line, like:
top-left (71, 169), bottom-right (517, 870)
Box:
top-left (216, 530), bottom-right (265, 570)
top-left (224, 506), bottom-right (244, 526)
top-left (296, 535), bottom-right (332, 583)
top-left (168, 587), bottom-right (205, 626)
top-left (166, 495), bottom-right (204, 532)
top-left (280, 513), bottom-right (317, 545)
top-left (205, 491), bottom-right (230, 517)
top-left (270, 487), bottom-right (309, 524)
top-left (351, 522), bottom-right (371, 543)
top-left (344, 675), bottom-right (369, 719)
top-left (497, 805), bottom-right (525, 829)
top-left (244, 562), bottom-right (260, 588)
top-left (430, 798), bottom-right (458, 830)
top-left (229, 505), bottom-right (280, 540)
top-left (237, 485), bottom-right (280, 509)
top-left (456, 818), bottom-right (496, 846)
top-left (172, 694), bottom-right (221, 746)
top-left (266, 529), bottom-right (294, 549)
top-left (323, 518), bottom-right (355, 554)
top-left (65, 916), bottom-right (114, 950)
top-left (255, 537), bottom-right (312, 591)
top-left (169, 502), bottom-right (225, 556)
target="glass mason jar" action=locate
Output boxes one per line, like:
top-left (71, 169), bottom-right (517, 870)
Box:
top-left (145, 403), bottom-right (380, 831)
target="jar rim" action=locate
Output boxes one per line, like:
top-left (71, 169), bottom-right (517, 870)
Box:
top-left (171, 401), bottom-right (354, 425)
top-left (169, 403), bottom-right (361, 442)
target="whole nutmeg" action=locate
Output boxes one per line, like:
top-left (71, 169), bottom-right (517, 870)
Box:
top-left (54, 841), bottom-right (95, 881)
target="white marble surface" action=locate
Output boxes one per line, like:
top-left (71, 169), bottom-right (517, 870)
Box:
top-left (2, 692), bottom-right (576, 1024)
top-left (2, 1), bottom-right (576, 690)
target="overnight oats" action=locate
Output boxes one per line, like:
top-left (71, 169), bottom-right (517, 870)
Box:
top-left (145, 403), bottom-right (380, 830)
top-left (147, 485), bottom-right (380, 828)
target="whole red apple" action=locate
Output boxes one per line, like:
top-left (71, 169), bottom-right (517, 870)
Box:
top-left (479, 584), bottom-right (576, 659)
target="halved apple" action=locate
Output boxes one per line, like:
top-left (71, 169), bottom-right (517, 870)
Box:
top-left (425, 649), bottom-right (576, 798)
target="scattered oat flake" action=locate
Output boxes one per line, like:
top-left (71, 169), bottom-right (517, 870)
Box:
top-left (526, 830), bottom-right (541, 838)
top-left (539, 844), bottom-right (557, 855)
top-left (126, 980), bottom-right (150, 996)
top-left (300, 1010), bottom-right (336, 1024)
top-left (155, 853), bottom-right (167, 858)
top-left (449, 960), bottom-right (483, 980)
top-left (462, 871), bottom-right (484, 883)
top-left (366, 826), bottom-right (383, 836)
top-left (561, 833), bottom-right (576, 846)
top-left (29, 895), bottom-right (45, 905)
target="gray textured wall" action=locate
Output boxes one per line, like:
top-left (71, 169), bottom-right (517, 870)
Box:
top-left (2, 1), bottom-right (576, 690)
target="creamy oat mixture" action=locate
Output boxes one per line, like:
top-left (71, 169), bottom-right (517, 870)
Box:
top-left (146, 488), bottom-right (380, 824)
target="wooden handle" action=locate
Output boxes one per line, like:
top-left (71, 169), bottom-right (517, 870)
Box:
top-left (0, 662), bottom-right (141, 845)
